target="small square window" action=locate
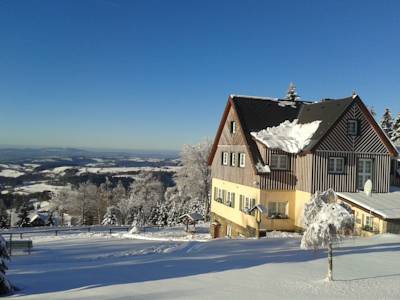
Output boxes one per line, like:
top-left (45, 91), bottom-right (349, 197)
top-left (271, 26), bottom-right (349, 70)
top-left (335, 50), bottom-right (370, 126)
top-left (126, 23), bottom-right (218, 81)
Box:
top-left (230, 121), bottom-right (236, 134)
top-left (348, 120), bottom-right (359, 136)
top-left (328, 157), bottom-right (345, 174)
top-left (270, 154), bottom-right (288, 170)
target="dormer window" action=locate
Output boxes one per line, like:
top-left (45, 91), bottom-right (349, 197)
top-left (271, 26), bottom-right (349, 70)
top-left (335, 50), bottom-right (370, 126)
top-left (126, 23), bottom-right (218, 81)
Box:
top-left (347, 120), bottom-right (359, 136)
top-left (230, 121), bottom-right (236, 134)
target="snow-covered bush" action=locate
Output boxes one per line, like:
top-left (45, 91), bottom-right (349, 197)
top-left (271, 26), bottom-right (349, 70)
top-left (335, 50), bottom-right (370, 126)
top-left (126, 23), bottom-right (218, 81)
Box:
top-left (0, 235), bottom-right (12, 295)
top-left (301, 189), bottom-right (354, 281)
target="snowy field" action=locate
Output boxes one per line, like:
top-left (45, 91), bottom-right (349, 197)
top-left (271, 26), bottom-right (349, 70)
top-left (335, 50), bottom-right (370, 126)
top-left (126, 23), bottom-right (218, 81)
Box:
top-left (7, 230), bottom-right (400, 299)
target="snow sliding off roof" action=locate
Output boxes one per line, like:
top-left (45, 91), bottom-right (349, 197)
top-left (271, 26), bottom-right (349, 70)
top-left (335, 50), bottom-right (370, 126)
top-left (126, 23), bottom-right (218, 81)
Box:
top-left (251, 119), bottom-right (321, 154)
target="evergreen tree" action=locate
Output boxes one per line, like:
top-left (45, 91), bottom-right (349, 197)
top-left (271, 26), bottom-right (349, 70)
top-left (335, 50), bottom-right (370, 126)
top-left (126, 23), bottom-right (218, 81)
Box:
top-left (286, 82), bottom-right (300, 101)
top-left (368, 106), bottom-right (376, 118)
top-left (16, 202), bottom-right (31, 227)
top-left (0, 235), bottom-right (12, 294)
top-left (392, 112), bottom-right (400, 144)
top-left (380, 108), bottom-right (394, 138)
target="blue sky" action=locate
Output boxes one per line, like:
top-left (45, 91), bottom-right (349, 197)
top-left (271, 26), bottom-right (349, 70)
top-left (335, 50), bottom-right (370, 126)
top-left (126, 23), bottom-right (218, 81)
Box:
top-left (1, 0), bottom-right (399, 151)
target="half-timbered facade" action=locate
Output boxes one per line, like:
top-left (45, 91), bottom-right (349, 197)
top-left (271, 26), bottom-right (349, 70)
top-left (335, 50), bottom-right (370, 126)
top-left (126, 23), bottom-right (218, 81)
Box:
top-left (208, 94), bottom-right (399, 238)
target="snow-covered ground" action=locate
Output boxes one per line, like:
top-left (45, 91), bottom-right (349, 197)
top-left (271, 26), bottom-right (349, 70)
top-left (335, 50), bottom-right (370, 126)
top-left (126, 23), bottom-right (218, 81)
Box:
top-left (7, 231), bottom-right (400, 299)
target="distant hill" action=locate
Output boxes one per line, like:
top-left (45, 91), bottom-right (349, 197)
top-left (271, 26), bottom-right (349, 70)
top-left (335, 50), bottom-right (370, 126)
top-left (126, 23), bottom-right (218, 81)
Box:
top-left (0, 147), bottom-right (179, 162)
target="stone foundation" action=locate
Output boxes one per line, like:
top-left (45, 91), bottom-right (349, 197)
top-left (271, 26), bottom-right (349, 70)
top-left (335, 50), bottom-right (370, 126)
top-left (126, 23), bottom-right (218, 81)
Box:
top-left (210, 212), bottom-right (256, 238)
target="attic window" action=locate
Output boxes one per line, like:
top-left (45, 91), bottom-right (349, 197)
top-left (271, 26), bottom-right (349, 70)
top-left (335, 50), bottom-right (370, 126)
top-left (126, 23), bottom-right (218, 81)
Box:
top-left (270, 154), bottom-right (288, 170)
top-left (230, 121), bottom-right (236, 134)
top-left (348, 120), bottom-right (359, 136)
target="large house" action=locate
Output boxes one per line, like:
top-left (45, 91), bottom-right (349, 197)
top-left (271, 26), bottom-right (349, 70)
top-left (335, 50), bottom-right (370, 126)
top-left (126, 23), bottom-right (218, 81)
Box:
top-left (208, 93), bottom-right (400, 238)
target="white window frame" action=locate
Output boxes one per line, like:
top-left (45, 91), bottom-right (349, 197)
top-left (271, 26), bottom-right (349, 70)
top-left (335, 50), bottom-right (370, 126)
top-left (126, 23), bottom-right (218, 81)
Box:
top-left (239, 153), bottom-right (246, 168)
top-left (222, 152), bottom-right (229, 165)
top-left (358, 158), bottom-right (373, 190)
top-left (267, 202), bottom-right (288, 218)
top-left (328, 157), bottom-right (345, 174)
top-left (230, 152), bottom-right (236, 167)
top-left (270, 154), bottom-right (288, 170)
top-left (348, 119), bottom-right (358, 136)
top-left (230, 121), bottom-right (236, 134)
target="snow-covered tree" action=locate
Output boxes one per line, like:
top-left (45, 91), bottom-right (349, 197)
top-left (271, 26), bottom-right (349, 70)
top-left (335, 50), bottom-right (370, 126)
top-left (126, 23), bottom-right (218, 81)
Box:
top-left (102, 206), bottom-right (121, 225)
top-left (0, 235), bottom-right (12, 295)
top-left (49, 189), bottom-right (72, 226)
top-left (112, 180), bottom-right (126, 206)
top-left (380, 108), bottom-right (394, 138)
top-left (117, 196), bottom-right (134, 225)
top-left (67, 181), bottom-right (98, 225)
top-left (285, 82), bottom-right (300, 101)
top-left (97, 178), bottom-right (113, 224)
top-left (16, 202), bottom-right (32, 227)
top-left (174, 140), bottom-right (212, 220)
top-left (392, 112), bottom-right (400, 144)
top-left (128, 173), bottom-right (164, 227)
top-left (301, 189), bottom-right (354, 281)
top-left (368, 106), bottom-right (376, 118)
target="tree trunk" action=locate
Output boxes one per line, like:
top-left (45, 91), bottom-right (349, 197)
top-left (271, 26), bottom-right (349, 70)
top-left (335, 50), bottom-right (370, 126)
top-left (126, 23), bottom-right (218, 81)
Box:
top-left (327, 241), bottom-right (333, 281)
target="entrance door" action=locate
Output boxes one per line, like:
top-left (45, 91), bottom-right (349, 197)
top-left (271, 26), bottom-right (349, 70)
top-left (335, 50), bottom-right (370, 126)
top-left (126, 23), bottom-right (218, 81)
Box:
top-left (358, 158), bottom-right (373, 190)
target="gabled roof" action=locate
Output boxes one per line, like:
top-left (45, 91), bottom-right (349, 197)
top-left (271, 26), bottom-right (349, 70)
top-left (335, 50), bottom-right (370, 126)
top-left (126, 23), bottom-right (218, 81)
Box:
top-left (208, 94), bottom-right (399, 172)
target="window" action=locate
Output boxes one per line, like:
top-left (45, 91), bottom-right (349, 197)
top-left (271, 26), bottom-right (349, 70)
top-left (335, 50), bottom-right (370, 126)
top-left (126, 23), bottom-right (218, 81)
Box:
top-left (239, 195), bottom-right (245, 211)
top-left (230, 121), bottom-right (236, 134)
top-left (364, 215), bottom-right (374, 232)
top-left (358, 158), bottom-right (373, 189)
top-left (270, 154), bottom-right (288, 170)
top-left (239, 153), bottom-right (246, 167)
top-left (267, 202), bottom-right (288, 219)
top-left (347, 120), bottom-right (359, 136)
top-left (328, 157), bottom-right (345, 174)
top-left (227, 192), bottom-right (235, 208)
top-left (230, 152), bottom-right (236, 166)
top-left (222, 152), bottom-right (229, 165)
top-left (213, 187), bottom-right (218, 201)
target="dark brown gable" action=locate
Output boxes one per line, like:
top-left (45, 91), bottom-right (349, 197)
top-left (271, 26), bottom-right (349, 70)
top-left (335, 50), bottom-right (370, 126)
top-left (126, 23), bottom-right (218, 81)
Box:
top-left (316, 100), bottom-right (391, 154)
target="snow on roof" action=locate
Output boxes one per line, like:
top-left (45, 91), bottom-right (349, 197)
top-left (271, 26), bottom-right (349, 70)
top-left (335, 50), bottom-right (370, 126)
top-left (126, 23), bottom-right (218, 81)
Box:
top-left (179, 213), bottom-right (203, 222)
top-left (249, 204), bottom-right (267, 215)
top-left (251, 119), bottom-right (321, 154)
top-left (337, 187), bottom-right (400, 219)
top-left (255, 162), bottom-right (271, 174)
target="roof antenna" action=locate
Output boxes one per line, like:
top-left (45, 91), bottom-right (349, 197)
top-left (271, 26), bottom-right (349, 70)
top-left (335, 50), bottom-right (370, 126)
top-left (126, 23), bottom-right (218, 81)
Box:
top-left (286, 82), bottom-right (300, 101)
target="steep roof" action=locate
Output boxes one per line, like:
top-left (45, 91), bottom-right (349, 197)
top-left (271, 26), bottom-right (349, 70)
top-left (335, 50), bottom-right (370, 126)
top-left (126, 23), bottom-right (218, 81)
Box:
top-left (208, 94), bottom-right (399, 171)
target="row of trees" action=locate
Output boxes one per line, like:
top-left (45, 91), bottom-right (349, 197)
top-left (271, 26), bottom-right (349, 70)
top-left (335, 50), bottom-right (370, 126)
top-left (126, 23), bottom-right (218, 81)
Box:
top-left (49, 140), bottom-right (212, 227)
top-left (379, 108), bottom-right (400, 144)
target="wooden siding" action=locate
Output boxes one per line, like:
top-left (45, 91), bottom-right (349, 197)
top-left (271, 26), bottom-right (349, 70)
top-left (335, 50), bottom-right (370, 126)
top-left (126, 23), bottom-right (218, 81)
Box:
top-left (317, 102), bottom-right (389, 154)
top-left (312, 151), bottom-right (391, 193)
top-left (211, 106), bottom-right (257, 187)
top-left (295, 153), bottom-right (313, 193)
top-left (259, 149), bottom-right (296, 190)
top-left (391, 158), bottom-right (400, 187)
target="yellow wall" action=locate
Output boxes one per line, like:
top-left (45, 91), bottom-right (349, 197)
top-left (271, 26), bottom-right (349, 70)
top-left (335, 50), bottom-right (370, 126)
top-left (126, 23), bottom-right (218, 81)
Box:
top-left (211, 178), bottom-right (260, 229)
top-left (212, 178), bottom-right (312, 232)
top-left (348, 203), bottom-right (385, 235)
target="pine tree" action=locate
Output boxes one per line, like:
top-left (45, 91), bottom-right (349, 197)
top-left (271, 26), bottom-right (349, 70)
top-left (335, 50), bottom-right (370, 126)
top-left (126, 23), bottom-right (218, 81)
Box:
top-left (286, 82), bottom-right (300, 101)
top-left (380, 108), bottom-right (394, 138)
top-left (16, 202), bottom-right (31, 227)
top-left (0, 235), bottom-right (12, 294)
top-left (392, 112), bottom-right (400, 144)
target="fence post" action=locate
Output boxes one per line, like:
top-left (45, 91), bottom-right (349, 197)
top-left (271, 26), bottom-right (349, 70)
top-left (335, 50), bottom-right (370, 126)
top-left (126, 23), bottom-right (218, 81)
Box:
top-left (20, 233), bottom-right (23, 239)
top-left (9, 234), bottom-right (12, 256)
top-left (88, 227), bottom-right (91, 233)
top-left (55, 230), bottom-right (58, 236)
top-left (109, 228), bottom-right (112, 234)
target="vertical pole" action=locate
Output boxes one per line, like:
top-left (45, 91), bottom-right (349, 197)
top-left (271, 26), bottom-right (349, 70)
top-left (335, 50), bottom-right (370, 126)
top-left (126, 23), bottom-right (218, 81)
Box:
top-left (327, 241), bottom-right (333, 281)
top-left (9, 234), bottom-right (12, 256)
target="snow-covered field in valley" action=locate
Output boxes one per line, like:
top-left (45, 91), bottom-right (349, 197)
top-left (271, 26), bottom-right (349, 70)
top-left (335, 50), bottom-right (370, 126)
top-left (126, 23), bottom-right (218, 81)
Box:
top-left (7, 231), bottom-right (400, 299)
